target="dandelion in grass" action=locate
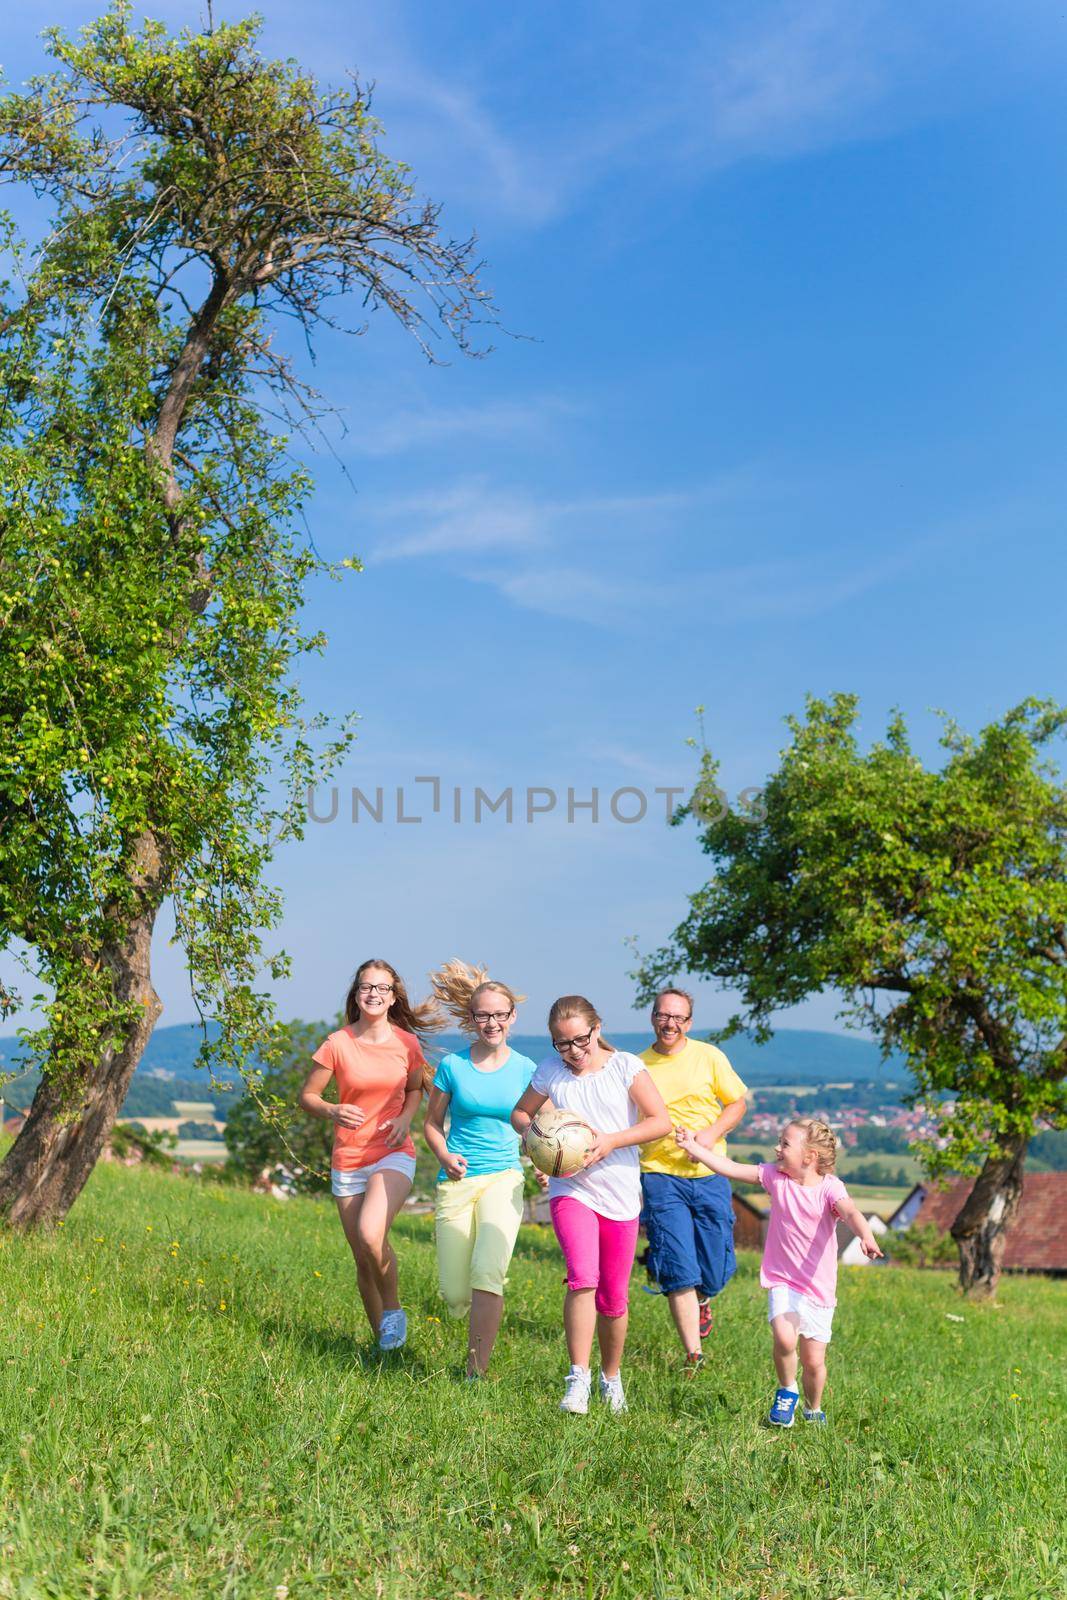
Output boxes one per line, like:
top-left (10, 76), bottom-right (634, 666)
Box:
top-left (313, 1271), bottom-right (322, 1278)
top-left (219, 1300), bottom-right (227, 1311)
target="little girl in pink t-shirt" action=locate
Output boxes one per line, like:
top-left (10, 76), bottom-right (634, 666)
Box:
top-left (676, 1117), bottom-right (883, 1427)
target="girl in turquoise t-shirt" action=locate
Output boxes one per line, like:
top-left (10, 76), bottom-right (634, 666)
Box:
top-left (424, 960), bottom-right (541, 1377)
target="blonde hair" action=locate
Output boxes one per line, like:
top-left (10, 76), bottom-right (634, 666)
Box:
top-left (428, 959), bottom-right (525, 1035)
top-left (789, 1118), bottom-right (838, 1175)
top-left (547, 994), bottom-right (613, 1053)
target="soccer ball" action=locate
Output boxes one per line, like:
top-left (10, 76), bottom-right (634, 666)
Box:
top-left (525, 1107), bottom-right (595, 1177)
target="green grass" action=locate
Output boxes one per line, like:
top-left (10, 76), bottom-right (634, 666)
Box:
top-left (1, 1160), bottom-right (1064, 1599)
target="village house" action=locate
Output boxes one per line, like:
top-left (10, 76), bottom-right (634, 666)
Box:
top-left (888, 1172), bottom-right (1067, 1275)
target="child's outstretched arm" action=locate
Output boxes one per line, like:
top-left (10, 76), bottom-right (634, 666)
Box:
top-left (834, 1193), bottom-right (885, 1259)
top-left (675, 1126), bottom-right (760, 1183)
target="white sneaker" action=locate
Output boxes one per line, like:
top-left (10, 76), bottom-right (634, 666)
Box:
top-left (599, 1372), bottom-right (627, 1414)
top-left (559, 1366), bottom-right (591, 1414)
top-left (378, 1308), bottom-right (407, 1351)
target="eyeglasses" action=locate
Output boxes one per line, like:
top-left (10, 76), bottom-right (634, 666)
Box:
top-left (357, 983), bottom-right (394, 996)
top-left (652, 1012), bottom-right (690, 1025)
top-left (472, 1010), bottom-right (513, 1026)
top-left (553, 1028), bottom-right (594, 1054)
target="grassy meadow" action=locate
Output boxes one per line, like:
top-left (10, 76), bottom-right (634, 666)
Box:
top-left (1, 1156), bottom-right (1064, 1600)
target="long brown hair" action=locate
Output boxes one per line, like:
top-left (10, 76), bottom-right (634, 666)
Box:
top-left (344, 958), bottom-right (445, 1048)
top-left (547, 994), bottom-right (613, 1053)
top-left (428, 959), bottom-right (526, 1035)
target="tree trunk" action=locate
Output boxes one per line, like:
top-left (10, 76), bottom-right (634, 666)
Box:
top-left (0, 912), bottom-right (162, 1231)
top-left (950, 1134), bottom-right (1028, 1299)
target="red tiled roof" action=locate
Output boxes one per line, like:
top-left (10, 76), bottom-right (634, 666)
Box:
top-left (914, 1172), bottom-right (1067, 1271)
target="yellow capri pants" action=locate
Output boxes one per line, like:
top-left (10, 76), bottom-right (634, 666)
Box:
top-left (435, 1168), bottom-right (526, 1316)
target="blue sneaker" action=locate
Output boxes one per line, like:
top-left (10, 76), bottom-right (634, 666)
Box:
top-left (802, 1408), bottom-right (827, 1425)
top-left (768, 1387), bottom-right (800, 1427)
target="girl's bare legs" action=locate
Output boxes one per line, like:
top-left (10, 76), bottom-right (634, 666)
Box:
top-left (336, 1194), bottom-right (381, 1334)
top-left (596, 1310), bottom-right (628, 1379)
top-left (467, 1289), bottom-right (504, 1376)
top-left (563, 1287), bottom-right (597, 1368)
top-left (799, 1335), bottom-right (828, 1411)
top-left (771, 1313), bottom-right (800, 1388)
top-left (336, 1169), bottom-right (412, 1335)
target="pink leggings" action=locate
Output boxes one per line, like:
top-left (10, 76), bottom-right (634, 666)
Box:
top-left (550, 1196), bottom-right (640, 1319)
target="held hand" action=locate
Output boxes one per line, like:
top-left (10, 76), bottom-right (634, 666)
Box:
top-left (674, 1126), bottom-right (702, 1157)
top-left (379, 1116), bottom-right (412, 1150)
top-left (333, 1104), bottom-right (366, 1130)
top-left (442, 1150), bottom-right (468, 1181)
top-left (534, 1169), bottom-right (550, 1191)
top-left (861, 1236), bottom-right (884, 1260)
top-left (582, 1130), bottom-right (616, 1168)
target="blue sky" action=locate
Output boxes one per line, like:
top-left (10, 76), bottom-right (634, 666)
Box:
top-left (3, 1), bottom-right (1066, 1040)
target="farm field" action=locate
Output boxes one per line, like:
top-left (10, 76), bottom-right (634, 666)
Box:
top-left (172, 1139), bottom-right (228, 1164)
top-left (735, 1143), bottom-right (924, 1186)
top-left (739, 1183), bottom-right (913, 1221)
top-left (1, 1157), bottom-right (1064, 1600)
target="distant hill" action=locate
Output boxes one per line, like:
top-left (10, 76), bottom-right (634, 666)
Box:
top-left (503, 1029), bottom-right (911, 1088)
top-left (0, 1020), bottom-right (912, 1119)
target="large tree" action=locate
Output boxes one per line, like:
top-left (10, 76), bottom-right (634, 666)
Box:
top-left (0, 4), bottom-right (491, 1228)
top-left (638, 696), bottom-right (1067, 1296)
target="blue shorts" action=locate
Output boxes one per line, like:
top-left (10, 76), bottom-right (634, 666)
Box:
top-left (641, 1172), bottom-right (737, 1299)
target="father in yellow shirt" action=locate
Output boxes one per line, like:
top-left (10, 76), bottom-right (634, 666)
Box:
top-left (640, 986), bottom-right (747, 1368)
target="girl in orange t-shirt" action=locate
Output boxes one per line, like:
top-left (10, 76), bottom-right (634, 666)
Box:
top-left (300, 959), bottom-right (442, 1352)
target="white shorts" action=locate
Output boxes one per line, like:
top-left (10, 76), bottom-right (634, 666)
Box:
top-left (331, 1153), bottom-right (416, 1198)
top-left (767, 1284), bottom-right (835, 1344)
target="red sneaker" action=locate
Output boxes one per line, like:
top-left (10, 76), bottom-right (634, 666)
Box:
top-left (698, 1296), bottom-right (713, 1339)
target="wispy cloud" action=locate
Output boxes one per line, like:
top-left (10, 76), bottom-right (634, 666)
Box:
top-left (679, 0), bottom-right (914, 167)
top-left (28, 0), bottom-right (1060, 238)
top-left (470, 563), bottom-right (637, 625)
top-left (365, 476), bottom-right (728, 566)
top-left (359, 463), bottom-right (1019, 625)
top-left (687, 551), bottom-right (910, 623)
top-left (369, 480), bottom-right (548, 562)
top-left (352, 395), bottom-right (581, 458)
top-left (246, 1), bottom-right (927, 229)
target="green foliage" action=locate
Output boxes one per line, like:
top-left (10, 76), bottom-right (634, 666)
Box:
top-left (1028, 1127), bottom-right (1067, 1172)
top-left (0, 1158), bottom-right (1064, 1598)
top-left (846, 1160), bottom-right (912, 1187)
top-left (108, 1121), bottom-right (175, 1165)
top-left (0, 4), bottom-right (490, 1117)
top-left (222, 1018), bottom-right (334, 1193)
top-left (884, 1223), bottom-right (959, 1269)
top-left (851, 1125), bottom-right (911, 1155)
top-left (639, 696), bottom-right (1067, 1177)
top-left (175, 1121), bottom-right (222, 1140)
